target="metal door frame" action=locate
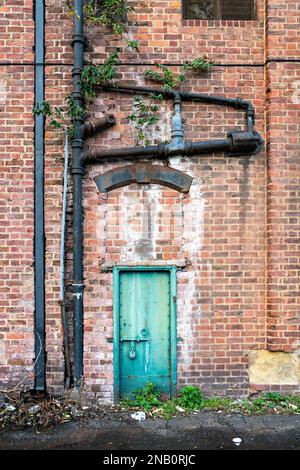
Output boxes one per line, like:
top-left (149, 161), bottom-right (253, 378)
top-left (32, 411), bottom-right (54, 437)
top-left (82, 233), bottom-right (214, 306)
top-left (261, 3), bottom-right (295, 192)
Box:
top-left (113, 266), bottom-right (177, 403)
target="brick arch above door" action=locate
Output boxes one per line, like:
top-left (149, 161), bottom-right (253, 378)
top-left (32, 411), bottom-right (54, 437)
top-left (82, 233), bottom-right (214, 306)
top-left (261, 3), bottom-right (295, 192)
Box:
top-left (94, 164), bottom-right (193, 194)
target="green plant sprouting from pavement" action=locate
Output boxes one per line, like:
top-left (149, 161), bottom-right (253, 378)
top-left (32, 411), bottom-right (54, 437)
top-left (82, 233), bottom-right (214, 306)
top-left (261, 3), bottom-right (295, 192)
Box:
top-left (121, 384), bottom-right (205, 418)
top-left (121, 383), bottom-right (300, 420)
top-left (177, 385), bottom-right (204, 410)
top-left (122, 382), bottom-right (161, 411)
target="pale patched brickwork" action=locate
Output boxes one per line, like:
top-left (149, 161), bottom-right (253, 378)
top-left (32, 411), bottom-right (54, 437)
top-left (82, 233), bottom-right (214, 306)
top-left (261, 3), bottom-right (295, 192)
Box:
top-left (0, 0), bottom-right (299, 400)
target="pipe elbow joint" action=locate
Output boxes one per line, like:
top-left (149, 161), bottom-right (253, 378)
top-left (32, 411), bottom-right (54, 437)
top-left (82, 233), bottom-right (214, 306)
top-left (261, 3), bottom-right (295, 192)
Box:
top-left (166, 141), bottom-right (185, 156)
top-left (173, 91), bottom-right (181, 104)
top-left (235, 98), bottom-right (254, 111)
top-left (244, 101), bottom-right (254, 112)
top-left (81, 114), bottom-right (116, 138)
top-left (227, 130), bottom-right (263, 156)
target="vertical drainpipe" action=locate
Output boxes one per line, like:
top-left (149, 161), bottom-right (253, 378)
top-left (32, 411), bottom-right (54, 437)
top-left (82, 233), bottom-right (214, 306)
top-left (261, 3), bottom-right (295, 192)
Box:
top-left (60, 129), bottom-right (71, 388)
top-left (34, 0), bottom-right (46, 391)
top-left (72, 0), bottom-right (85, 389)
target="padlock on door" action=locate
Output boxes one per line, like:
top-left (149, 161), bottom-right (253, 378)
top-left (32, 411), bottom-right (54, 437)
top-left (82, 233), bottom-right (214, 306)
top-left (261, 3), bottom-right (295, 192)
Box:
top-left (129, 341), bottom-right (136, 359)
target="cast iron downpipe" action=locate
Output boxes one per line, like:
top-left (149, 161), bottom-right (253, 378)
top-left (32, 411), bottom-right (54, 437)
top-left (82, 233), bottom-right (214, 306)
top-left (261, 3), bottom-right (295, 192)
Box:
top-left (34, 0), bottom-right (46, 392)
top-left (71, 0), bottom-right (115, 389)
top-left (71, 0), bottom-right (85, 390)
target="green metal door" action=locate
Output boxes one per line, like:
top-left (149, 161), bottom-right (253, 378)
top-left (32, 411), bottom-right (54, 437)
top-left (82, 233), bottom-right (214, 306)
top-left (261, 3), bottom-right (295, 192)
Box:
top-left (114, 268), bottom-right (176, 400)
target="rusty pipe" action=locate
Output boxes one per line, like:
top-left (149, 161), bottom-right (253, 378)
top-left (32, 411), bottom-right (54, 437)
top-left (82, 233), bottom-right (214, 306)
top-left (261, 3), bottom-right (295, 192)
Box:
top-left (84, 131), bottom-right (262, 163)
top-left (81, 115), bottom-right (116, 138)
top-left (99, 83), bottom-right (255, 129)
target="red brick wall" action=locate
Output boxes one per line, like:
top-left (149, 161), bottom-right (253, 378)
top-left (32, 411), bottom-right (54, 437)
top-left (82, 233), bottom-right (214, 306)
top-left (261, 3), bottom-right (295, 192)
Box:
top-left (266, 1), bottom-right (300, 363)
top-left (0, 1), bottom-right (35, 389)
top-left (44, 2), bottom-right (73, 395)
top-left (82, 0), bottom-right (267, 399)
top-left (0, 0), bottom-right (299, 400)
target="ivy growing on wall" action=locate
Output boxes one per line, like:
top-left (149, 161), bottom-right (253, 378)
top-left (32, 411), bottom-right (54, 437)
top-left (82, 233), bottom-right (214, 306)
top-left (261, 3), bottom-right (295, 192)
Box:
top-left (32, 48), bottom-right (122, 135)
top-left (144, 66), bottom-right (187, 93)
top-left (67, 0), bottom-right (133, 34)
top-left (144, 57), bottom-right (214, 92)
top-left (184, 57), bottom-right (215, 73)
top-left (81, 48), bottom-right (121, 102)
top-left (127, 94), bottom-right (164, 146)
top-left (35, 2), bottom-right (214, 141)
top-left (33, 96), bottom-right (86, 138)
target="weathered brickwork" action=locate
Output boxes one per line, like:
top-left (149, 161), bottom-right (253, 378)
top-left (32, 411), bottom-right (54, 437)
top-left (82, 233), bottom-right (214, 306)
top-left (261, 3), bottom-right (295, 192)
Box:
top-left (0, 0), bottom-right (35, 389)
top-left (0, 0), bottom-right (299, 400)
top-left (264, 1), bottom-right (300, 393)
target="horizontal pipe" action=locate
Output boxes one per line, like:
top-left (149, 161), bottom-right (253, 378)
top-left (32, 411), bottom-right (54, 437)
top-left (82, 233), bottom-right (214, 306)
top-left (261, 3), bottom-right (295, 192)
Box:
top-left (100, 84), bottom-right (253, 110)
top-left (188, 139), bottom-right (232, 155)
top-left (85, 144), bottom-right (163, 162)
top-left (84, 130), bottom-right (262, 164)
top-left (84, 139), bottom-right (232, 163)
top-left (81, 115), bottom-right (115, 138)
top-left (100, 84), bottom-right (255, 131)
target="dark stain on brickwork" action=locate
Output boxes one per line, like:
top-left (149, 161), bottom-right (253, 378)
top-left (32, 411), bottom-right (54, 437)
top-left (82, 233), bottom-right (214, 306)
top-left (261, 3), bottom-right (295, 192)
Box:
top-left (238, 156), bottom-right (252, 231)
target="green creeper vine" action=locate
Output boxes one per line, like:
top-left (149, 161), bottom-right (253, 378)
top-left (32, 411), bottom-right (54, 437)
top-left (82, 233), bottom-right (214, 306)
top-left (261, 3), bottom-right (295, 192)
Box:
top-left (126, 39), bottom-right (139, 51)
top-left (127, 94), bottom-right (163, 146)
top-left (144, 66), bottom-right (186, 93)
top-left (67, 0), bottom-right (134, 34)
top-left (81, 48), bottom-right (121, 102)
top-left (33, 96), bottom-right (86, 138)
top-left (33, 49), bottom-right (120, 135)
top-left (144, 57), bottom-right (214, 92)
top-left (184, 56), bottom-right (215, 73)
top-left (35, 3), bottom-right (214, 144)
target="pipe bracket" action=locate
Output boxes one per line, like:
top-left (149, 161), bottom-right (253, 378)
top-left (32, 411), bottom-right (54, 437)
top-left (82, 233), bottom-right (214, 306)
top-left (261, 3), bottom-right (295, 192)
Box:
top-left (72, 34), bottom-right (85, 46)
